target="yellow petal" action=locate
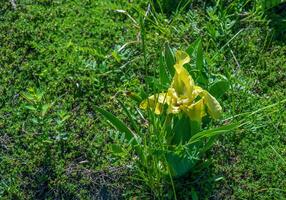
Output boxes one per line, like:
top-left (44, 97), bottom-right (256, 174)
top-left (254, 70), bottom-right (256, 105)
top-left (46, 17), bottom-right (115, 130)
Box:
top-left (140, 50), bottom-right (223, 120)
top-left (174, 71), bottom-right (196, 99)
top-left (170, 51), bottom-right (196, 99)
top-left (192, 86), bottom-right (203, 97)
top-left (165, 88), bottom-right (180, 114)
top-left (139, 93), bottom-right (168, 115)
top-left (174, 50), bottom-right (191, 73)
top-left (171, 67), bottom-right (195, 97)
top-left (167, 104), bottom-right (180, 114)
top-left (154, 103), bottom-right (163, 115)
top-left (200, 91), bottom-right (222, 119)
top-left (183, 99), bottom-right (206, 122)
top-left (165, 88), bottom-right (178, 104)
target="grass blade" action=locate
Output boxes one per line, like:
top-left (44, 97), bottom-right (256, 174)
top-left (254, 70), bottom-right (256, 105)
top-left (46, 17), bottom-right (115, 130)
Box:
top-left (164, 43), bottom-right (175, 77)
top-left (159, 51), bottom-right (171, 86)
top-left (187, 122), bottom-right (246, 145)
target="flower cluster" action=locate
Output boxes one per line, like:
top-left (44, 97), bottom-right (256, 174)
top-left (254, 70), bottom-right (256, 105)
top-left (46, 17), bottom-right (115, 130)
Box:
top-left (140, 50), bottom-right (222, 122)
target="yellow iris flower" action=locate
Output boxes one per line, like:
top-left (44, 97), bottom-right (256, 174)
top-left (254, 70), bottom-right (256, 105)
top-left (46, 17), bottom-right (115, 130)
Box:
top-left (140, 50), bottom-right (222, 122)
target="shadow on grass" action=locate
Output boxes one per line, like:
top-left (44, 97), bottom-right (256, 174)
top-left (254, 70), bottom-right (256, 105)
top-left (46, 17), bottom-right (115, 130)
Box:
top-left (173, 160), bottom-right (222, 199)
top-left (265, 3), bottom-right (286, 42)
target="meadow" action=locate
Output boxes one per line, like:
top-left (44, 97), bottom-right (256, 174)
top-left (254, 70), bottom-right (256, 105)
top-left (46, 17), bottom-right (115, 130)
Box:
top-left (0, 0), bottom-right (286, 199)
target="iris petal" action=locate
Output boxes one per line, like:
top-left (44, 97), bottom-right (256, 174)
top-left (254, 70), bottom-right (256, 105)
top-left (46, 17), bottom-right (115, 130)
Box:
top-left (183, 99), bottom-right (206, 122)
top-left (140, 93), bottom-right (167, 115)
top-left (140, 50), bottom-right (223, 121)
top-left (174, 50), bottom-right (191, 73)
top-left (171, 51), bottom-right (195, 98)
top-left (200, 91), bottom-right (222, 119)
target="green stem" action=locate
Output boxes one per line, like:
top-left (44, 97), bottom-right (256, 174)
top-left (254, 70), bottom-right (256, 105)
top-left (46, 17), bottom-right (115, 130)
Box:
top-left (140, 15), bottom-right (147, 78)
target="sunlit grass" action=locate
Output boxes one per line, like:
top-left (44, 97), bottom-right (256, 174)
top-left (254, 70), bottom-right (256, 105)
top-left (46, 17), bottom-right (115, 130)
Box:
top-left (0, 0), bottom-right (285, 199)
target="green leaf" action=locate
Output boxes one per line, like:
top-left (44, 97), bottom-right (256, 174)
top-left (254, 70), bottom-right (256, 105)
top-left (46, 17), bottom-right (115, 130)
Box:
top-left (188, 122), bottom-right (245, 145)
top-left (41, 103), bottom-right (51, 117)
top-left (164, 43), bottom-right (175, 77)
top-left (95, 106), bottom-right (139, 145)
top-left (21, 92), bottom-right (36, 103)
top-left (35, 90), bottom-right (44, 102)
top-left (209, 79), bottom-right (230, 98)
top-left (206, 22), bottom-right (219, 38)
top-left (187, 38), bottom-right (208, 85)
top-left (190, 120), bottom-right (202, 136)
top-left (186, 38), bottom-right (201, 56)
top-left (165, 151), bottom-right (197, 177)
top-left (24, 105), bottom-right (37, 111)
top-left (191, 188), bottom-right (199, 200)
top-left (171, 115), bottom-right (191, 145)
top-left (111, 144), bottom-right (125, 155)
top-left (111, 51), bottom-right (121, 63)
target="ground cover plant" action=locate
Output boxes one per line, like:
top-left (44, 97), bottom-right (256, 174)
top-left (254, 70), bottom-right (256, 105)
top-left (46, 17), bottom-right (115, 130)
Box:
top-left (0, 0), bottom-right (285, 199)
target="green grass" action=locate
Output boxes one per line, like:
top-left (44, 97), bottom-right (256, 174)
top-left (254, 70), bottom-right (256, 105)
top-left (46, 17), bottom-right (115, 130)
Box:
top-left (0, 0), bottom-right (285, 199)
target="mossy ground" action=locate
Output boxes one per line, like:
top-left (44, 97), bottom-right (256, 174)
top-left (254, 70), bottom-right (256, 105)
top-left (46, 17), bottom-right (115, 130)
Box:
top-left (0, 0), bottom-right (285, 199)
